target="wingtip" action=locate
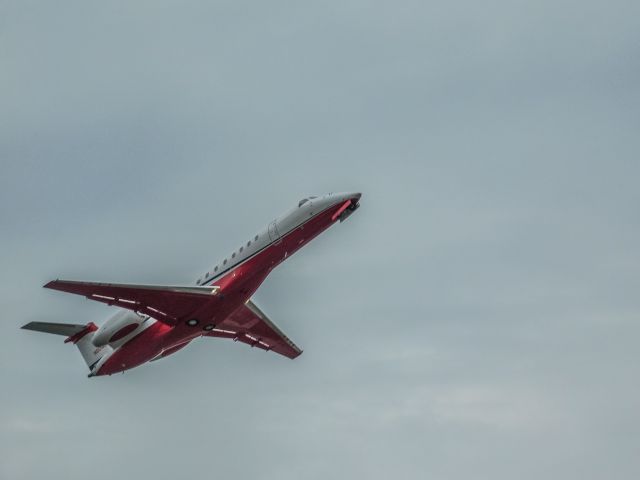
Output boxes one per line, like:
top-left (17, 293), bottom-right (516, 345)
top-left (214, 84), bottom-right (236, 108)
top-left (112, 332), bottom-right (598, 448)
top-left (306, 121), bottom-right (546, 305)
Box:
top-left (289, 349), bottom-right (303, 359)
top-left (43, 279), bottom-right (59, 289)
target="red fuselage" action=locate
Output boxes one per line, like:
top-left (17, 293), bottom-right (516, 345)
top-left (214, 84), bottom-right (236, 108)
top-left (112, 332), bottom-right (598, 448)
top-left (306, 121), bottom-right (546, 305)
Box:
top-left (95, 194), bottom-right (360, 375)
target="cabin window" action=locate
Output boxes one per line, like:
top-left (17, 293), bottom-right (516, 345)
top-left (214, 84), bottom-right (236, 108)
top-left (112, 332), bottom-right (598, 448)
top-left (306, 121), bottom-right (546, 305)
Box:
top-left (247, 240), bottom-right (251, 247)
top-left (214, 266), bottom-right (218, 272)
top-left (232, 252), bottom-right (236, 258)
top-left (223, 259), bottom-right (227, 265)
top-left (240, 246), bottom-right (243, 252)
top-left (254, 235), bottom-right (258, 241)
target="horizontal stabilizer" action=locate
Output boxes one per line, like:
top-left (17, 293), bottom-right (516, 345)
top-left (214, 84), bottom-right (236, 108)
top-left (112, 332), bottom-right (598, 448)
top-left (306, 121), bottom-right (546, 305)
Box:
top-left (21, 321), bottom-right (86, 337)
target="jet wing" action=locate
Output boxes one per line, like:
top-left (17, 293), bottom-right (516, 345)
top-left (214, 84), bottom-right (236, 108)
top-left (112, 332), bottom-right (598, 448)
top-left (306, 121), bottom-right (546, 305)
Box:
top-left (44, 280), bottom-right (219, 325)
top-left (206, 300), bottom-right (302, 359)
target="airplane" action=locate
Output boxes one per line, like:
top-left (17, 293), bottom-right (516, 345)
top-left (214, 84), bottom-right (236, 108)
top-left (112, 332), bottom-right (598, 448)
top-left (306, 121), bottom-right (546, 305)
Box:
top-left (22, 192), bottom-right (361, 377)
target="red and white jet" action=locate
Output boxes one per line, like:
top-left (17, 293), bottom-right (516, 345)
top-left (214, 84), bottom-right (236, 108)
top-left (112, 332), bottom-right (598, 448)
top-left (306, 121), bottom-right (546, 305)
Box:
top-left (22, 192), bottom-right (361, 377)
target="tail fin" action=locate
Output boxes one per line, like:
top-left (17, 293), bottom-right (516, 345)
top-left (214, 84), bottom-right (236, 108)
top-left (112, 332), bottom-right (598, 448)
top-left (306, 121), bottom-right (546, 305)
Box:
top-left (21, 321), bottom-right (107, 371)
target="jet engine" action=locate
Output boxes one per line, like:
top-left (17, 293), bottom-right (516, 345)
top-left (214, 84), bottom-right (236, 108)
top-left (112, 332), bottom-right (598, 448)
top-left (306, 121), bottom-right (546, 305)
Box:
top-left (92, 310), bottom-right (145, 347)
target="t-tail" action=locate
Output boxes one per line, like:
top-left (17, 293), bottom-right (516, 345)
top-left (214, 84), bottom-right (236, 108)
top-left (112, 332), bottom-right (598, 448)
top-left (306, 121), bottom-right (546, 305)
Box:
top-left (21, 322), bottom-right (109, 374)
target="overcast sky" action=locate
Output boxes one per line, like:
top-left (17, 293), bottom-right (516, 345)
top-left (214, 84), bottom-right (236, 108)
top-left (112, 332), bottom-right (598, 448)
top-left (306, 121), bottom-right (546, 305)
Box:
top-left (1, 1), bottom-right (639, 479)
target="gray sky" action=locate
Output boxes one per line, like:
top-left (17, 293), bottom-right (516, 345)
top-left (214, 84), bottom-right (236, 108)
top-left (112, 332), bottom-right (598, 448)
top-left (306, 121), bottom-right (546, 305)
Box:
top-left (1, 1), bottom-right (639, 478)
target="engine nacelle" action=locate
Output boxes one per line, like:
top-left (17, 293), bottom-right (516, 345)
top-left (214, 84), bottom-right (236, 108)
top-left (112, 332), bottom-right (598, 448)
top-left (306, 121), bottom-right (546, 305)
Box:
top-left (92, 310), bottom-right (145, 347)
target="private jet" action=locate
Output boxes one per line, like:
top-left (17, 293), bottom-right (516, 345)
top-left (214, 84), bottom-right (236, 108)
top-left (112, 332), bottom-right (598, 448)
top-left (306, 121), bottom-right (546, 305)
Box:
top-left (22, 192), bottom-right (361, 377)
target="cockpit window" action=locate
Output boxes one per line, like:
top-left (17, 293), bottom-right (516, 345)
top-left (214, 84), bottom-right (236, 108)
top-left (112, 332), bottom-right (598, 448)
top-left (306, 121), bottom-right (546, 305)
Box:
top-left (298, 196), bottom-right (318, 207)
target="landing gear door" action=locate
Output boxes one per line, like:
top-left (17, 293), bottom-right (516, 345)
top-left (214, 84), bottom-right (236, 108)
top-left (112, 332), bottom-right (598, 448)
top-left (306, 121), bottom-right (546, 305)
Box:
top-left (268, 220), bottom-right (282, 244)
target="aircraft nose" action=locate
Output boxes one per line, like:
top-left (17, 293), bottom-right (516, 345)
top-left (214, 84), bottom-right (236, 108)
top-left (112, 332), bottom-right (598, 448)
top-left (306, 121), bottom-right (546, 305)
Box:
top-left (328, 192), bottom-right (361, 222)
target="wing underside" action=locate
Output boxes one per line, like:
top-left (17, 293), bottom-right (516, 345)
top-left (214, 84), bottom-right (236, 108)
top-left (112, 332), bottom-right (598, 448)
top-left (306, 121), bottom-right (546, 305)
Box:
top-left (44, 280), bottom-right (218, 325)
top-left (206, 300), bottom-right (302, 359)
top-left (44, 279), bottom-right (302, 359)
